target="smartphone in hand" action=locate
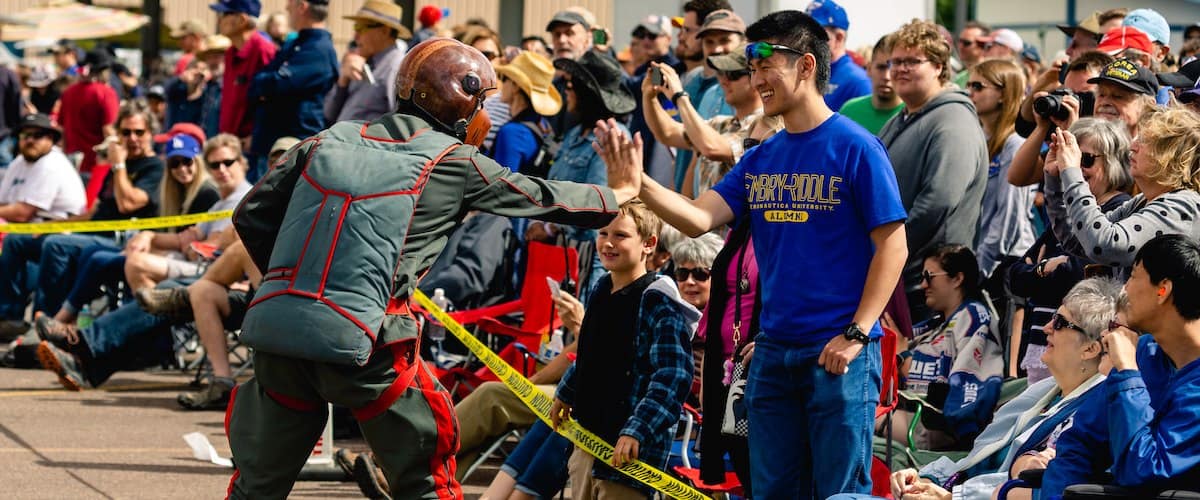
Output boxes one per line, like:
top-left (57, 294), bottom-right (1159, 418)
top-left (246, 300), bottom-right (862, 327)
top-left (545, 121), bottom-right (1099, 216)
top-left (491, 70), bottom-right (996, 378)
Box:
top-left (592, 28), bottom-right (608, 46)
top-left (650, 66), bottom-right (663, 87)
top-left (546, 276), bottom-right (563, 299)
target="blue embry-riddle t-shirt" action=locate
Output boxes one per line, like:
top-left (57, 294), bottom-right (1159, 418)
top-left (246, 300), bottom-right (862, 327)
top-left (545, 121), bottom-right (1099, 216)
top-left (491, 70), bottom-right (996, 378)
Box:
top-left (711, 114), bottom-right (907, 346)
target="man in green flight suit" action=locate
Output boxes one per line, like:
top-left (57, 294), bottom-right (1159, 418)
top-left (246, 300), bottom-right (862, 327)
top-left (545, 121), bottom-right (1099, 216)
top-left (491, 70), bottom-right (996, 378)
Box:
top-left (225, 37), bottom-right (638, 499)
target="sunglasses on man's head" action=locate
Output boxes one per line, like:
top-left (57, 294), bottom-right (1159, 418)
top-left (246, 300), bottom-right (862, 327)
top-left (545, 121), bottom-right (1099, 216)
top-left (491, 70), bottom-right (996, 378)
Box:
top-left (744, 42), bottom-right (803, 61)
top-left (674, 267), bottom-right (711, 282)
top-left (1050, 312), bottom-right (1087, 334)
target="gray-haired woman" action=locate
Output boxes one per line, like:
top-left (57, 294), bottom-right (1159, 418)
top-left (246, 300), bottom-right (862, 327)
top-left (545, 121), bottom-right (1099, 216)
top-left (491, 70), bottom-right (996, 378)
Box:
top-left (878, 278), bottom-right (1120, 500)
top-left (670, 232), bottom-right (723, 311)
top-left (1009, 117), bottom-right (1132, 382)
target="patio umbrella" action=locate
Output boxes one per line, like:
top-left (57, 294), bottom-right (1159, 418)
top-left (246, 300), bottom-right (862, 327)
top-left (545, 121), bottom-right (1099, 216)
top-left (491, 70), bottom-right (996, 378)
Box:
top-left (1, 0), bottom-right (149, 42)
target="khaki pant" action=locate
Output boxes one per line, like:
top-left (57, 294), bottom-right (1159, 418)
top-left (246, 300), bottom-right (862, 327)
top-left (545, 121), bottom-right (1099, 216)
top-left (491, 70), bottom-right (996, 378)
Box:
top-left (567, 447), bottom-right (650, 500)
top-left (454, 381), bottom-right (554, 480)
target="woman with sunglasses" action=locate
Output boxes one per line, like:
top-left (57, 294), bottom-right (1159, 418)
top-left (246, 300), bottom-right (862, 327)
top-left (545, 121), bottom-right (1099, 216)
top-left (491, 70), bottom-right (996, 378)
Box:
top-left (1044, 107), bottom-right (1200, 278)
top-left (876, 278), bottom-right (1119, 500)
top-left (969, 60), bottom-right (1035, 295)
top-left (460, 26), bottom-right (509, 153)
top-left (885, 244), bottom-right (1003, 451)
top-left (1008, 118), bottom-right (1132, 383)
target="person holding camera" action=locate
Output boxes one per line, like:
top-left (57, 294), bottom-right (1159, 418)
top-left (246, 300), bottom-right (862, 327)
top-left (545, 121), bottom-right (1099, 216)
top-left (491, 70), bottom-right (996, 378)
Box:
top-left (1043, 107), bottom-right (1200, 279)
top-left (641, 44), bottom-right (782, 198)
top-left (1008, 51), bottom-right (1112, 187)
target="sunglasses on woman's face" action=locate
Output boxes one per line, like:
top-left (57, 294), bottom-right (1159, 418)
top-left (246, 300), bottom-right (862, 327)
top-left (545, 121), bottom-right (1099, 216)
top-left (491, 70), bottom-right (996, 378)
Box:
top-left (1081, 152), bottom-right (1104, 168)
top-left (207, 158), bottom-right (239, 170)
top-left (673, 267), bottom-right (711, 282)
top-left (921, 270), bottom-right (948, 284)
top-left (168, 156), bottom-right (194, 169)
top-left (1050, 312), bottom-right (1087, 334)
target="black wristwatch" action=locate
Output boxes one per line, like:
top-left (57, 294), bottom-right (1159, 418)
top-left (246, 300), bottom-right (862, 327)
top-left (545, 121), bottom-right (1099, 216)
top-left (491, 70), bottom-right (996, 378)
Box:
top-left (670, 90), bottom-right (689, 105)
top-left (842, 323), bottom-right (870, 345)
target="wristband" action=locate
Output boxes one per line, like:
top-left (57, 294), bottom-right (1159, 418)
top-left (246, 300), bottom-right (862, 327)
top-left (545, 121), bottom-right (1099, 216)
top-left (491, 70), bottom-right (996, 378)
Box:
top-left (111, 162), bottom-right (126, 170)
top-left (670, 91), bottom-right (689, 105)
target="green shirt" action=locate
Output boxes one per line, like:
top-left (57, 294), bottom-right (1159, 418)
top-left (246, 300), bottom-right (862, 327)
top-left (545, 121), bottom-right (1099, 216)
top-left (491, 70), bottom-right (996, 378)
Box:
top-left (838, 96), bottom-right (904, 135)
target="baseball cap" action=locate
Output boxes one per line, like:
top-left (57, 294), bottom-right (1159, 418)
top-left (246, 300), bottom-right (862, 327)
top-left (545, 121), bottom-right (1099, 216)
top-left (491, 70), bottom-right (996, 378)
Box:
top-left (984, 29), bottom-right (1023, 53)
top-left (670, 17), bottom-right (684, 29)
top-left (1096, 27), bottom-right (1154, 56)
top-left (1178, 84), bottom-right (1200, 104)
top-left (419, 5), bottom-right (444, 27)
top-left (545, 10), bottom-right (589, 32)
top-left (633, 15), bottom-right (672, 38)
top-left (270, 137), bottom-right (301, 156)
top-left (1088, 59), bottom-right (1160, 96)
top-left (154, 123), bottom-right (207, 145)
top-left (806, 0), bottom-right (849, 31)
top-left (16, 114), bottom-right (62, 142)
top-left (707, 44), bottom-right (750, 72)
top-left (1057, 11), bottom-right (1102, 38)
top-left (1123, 9), bottom-right (1169, 46)
top-left (164, 134), bottom-right (202, 159)
top-left (170, 20), bottom-right (206, 39)
top-left (1158, 59), bottom-right (1200, 89)
top-left (209, 0), bottom-right (261, 18)
top-left (83, 49), bottom-right (114, 71)
top-left (696, 9), bottom-right (745, 38)
top-left (1020, 43), bottom-right (1042, 64)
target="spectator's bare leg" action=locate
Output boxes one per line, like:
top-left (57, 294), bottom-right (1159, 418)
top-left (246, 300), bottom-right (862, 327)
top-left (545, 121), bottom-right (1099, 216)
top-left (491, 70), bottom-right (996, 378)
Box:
top-left (124, 252), bottom-right (171, 292)
top-left (200, 241), bottom-right (260, 288)
top-left (191, 279), bottom-right (233, 378)
top-left (479, 471), bottom-right (516, 500)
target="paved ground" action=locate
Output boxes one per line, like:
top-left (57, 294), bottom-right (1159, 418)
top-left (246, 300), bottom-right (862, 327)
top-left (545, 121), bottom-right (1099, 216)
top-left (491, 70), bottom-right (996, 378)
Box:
top-left (0, 344), bottom-right (503, 499)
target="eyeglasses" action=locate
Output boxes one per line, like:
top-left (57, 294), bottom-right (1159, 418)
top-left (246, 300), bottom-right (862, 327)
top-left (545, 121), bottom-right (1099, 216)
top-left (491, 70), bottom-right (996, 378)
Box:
top-left (207, 158), bottom-right (239, 170)
top-left (921, 270), bottom-right (949, 284)
top-left (479, 50), bottom-right (499, 60)
top-left (1107, 319), bottom-right (1131, 332)
top-left (720, 69), bottom-right (750, 80)
top-left (744, 42), bottom-right (804, 61)
top-left (1081, 152), bottom-right (1104, 168)
top-left (18, 130), bottom-right (52, 141)
top-left (966, 81), bottom-right (1000, 92)
top-left (167, 156), bottom-right (195, 169)
top-left (887, 58), bottom-right (931, 70)
top-left (119, 128), bottom-right (147, 137)
top-left (353, 22), bottom-right (384, 33)
top-left (1050, 312), bottom-right (1087, 334)
top-left (958, 39), bottom-right (989, 49)
top-left (673, 267), bottom-right (712, 282)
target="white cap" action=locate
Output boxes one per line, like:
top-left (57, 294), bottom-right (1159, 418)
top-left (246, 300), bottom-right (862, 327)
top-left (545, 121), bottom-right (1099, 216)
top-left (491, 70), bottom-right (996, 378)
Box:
top-left (986, 29), bottom-right (1023, 53)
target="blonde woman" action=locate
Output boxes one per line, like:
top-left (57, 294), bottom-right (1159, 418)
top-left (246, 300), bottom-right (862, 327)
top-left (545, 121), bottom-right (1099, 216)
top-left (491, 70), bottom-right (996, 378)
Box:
top-left (35, 133), bottom-right (219, 331)
top-left (1044, 107), bottom-right (1200, 276)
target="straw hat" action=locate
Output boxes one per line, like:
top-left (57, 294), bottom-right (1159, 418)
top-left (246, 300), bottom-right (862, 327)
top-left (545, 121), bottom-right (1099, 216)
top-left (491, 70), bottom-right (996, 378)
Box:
top-left (344, 0), bottom-right (411, 40)
top-left (200, 35), bottom-right (232, 56)
top-left (495, 51), bottom-right (562, 116)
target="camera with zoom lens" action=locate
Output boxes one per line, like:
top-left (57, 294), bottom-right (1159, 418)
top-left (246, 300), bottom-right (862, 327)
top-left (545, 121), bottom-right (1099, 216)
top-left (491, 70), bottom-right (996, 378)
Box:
top-left (1034, 88), bottom-right (1095, 121)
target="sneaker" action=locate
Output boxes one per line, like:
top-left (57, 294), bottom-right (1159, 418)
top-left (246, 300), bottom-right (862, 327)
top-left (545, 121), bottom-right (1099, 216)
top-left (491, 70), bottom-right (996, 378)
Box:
top-left (35, 316), bottom-right (83, 351)
top-left (353, 452), bottom-right (391, 499)
top-left (177, 379), bottom-right (234, 411)
top-left (0, 320), bottom-right (30, 342)
top-left (36, 341), bottom-right (88, 391)
top-left (135, 287), bottom-right (193, 321)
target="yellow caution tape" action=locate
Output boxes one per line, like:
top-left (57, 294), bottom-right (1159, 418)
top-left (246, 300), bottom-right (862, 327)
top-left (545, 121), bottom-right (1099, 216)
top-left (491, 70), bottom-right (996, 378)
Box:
top-left (0, 210), bottom-right (234, 234)
top-left (412, 289), bottom-right (712, 500)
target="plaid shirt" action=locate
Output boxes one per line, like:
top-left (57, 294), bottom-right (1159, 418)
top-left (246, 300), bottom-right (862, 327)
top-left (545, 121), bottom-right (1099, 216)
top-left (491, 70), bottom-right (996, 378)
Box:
top-left (558, 287), bottom-right (694, 492)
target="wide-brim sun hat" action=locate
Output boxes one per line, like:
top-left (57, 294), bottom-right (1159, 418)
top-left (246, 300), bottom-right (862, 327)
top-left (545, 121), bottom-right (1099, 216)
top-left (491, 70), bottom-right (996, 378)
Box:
top-left (495, 51), bottom-right (562, 116)
top-left (553, 51), bottom-right (636, 115)
top-left (344, 0), bottom-right (412, 40)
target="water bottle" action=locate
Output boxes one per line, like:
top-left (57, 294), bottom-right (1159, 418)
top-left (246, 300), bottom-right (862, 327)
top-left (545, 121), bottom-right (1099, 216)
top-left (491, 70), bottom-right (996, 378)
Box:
top-left (77, 305), bottom-right (94, 330)
top-left (541, 328), bottom-right (564, 362)
top-left (428, 288), bottom-right (451, 342)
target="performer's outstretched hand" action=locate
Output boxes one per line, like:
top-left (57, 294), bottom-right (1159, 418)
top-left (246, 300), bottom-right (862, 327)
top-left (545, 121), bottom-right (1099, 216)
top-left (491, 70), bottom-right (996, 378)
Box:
top-left (593, 118), bottom-right (643, 204)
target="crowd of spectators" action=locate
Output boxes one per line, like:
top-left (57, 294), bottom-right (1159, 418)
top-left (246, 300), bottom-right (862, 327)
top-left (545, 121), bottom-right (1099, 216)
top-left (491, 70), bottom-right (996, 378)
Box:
top-left (2, 0), bottom-right (1200, 498)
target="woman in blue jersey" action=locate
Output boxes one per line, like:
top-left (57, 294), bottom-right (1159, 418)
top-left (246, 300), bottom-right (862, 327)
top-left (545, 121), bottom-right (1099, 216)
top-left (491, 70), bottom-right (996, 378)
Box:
top-left (888, 244), bottom-right (1003, 450)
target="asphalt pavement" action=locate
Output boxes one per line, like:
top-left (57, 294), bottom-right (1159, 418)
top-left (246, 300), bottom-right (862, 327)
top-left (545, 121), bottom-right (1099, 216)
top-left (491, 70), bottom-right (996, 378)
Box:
top-left (0, 345), bottom-right (500, 499)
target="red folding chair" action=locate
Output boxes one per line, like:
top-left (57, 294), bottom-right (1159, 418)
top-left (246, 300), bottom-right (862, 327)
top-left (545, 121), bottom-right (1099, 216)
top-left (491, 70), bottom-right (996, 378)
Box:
top-left (871, 326), bottom-right (903, 498)
top-left (434, 241), bottom-right (579, 399)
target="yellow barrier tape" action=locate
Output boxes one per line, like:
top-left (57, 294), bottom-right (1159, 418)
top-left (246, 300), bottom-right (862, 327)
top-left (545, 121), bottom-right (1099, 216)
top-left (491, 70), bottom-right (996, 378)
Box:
top-left (0, 210), bottom-right (234, 234)
top-left (412, 289), bottom-right (711, 500)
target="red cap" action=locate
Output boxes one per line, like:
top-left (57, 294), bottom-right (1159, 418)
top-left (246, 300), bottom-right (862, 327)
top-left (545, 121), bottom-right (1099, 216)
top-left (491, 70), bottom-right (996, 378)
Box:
top-left (154, 123), bottom-right (206, 145)
top-left (418, 5), bottom-right (442, 27)
top-left (1096, 26), bottom-right (1153, 55)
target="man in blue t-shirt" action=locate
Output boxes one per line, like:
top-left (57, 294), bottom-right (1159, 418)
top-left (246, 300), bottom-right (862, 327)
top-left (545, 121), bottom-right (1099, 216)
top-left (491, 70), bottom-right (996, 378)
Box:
top-left (596, 10), bottom-right (907, 499)
top-left (806, 0), bottom-right (871, 112)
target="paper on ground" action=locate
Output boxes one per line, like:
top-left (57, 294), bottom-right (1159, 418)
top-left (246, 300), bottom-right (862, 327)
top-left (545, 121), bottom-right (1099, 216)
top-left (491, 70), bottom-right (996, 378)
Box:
top-left (183, 432), bottom-right (233, 467)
